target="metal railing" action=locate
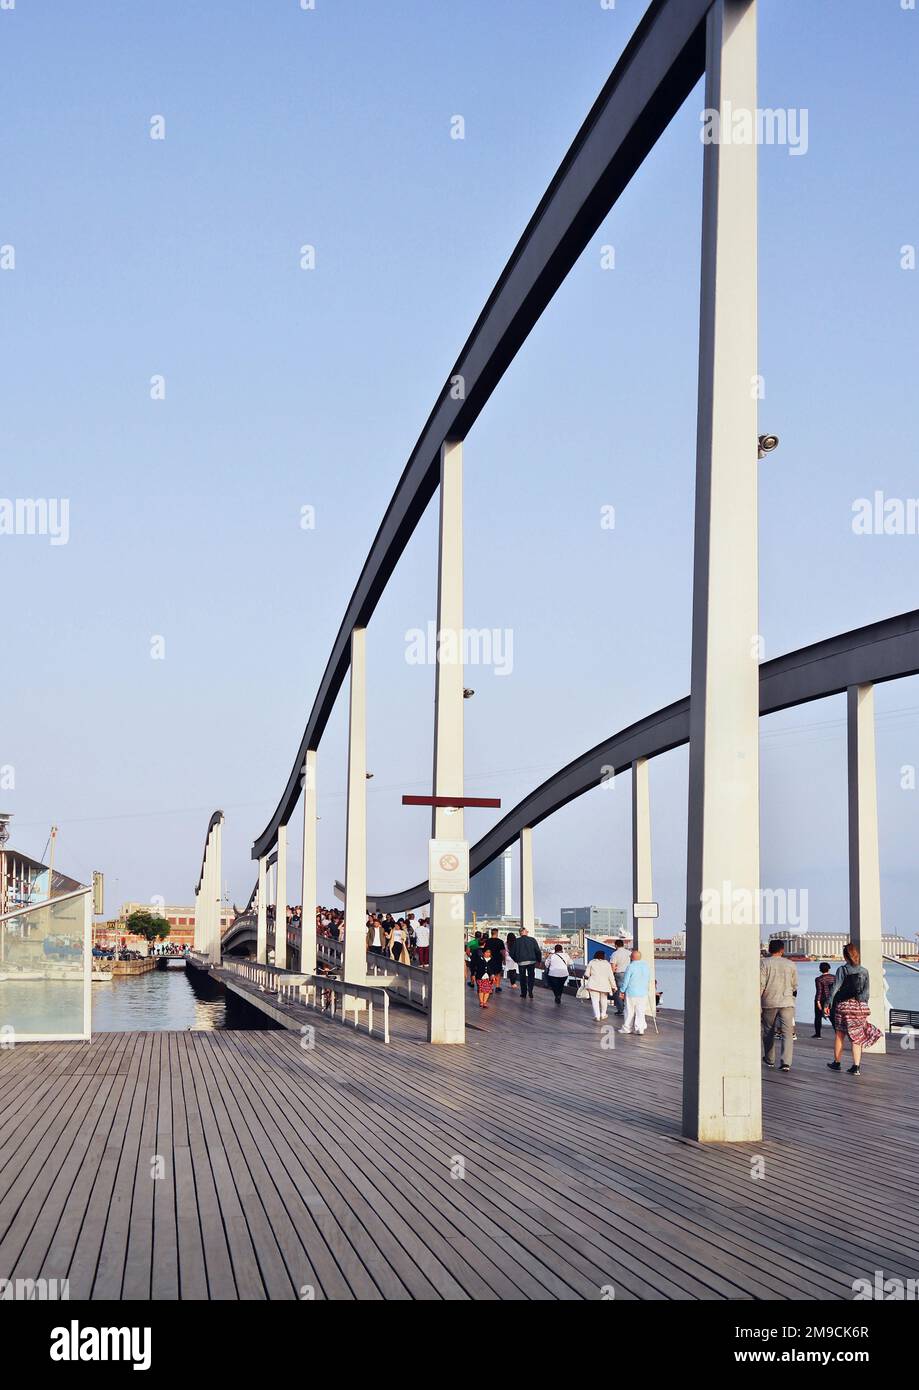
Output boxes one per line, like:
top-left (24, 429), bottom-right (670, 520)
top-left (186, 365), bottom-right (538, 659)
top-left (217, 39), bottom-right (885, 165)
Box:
top-left (365, 953), bottom-right (428, 1010)
top-left (220, 957), bottom-right (288, 993)
top-left (316, 937), bottom-right (429, 1011)
top-left (221, 954), bottom-right (391, 1042)
top-left (277, 973), bottom-right (390, 1044)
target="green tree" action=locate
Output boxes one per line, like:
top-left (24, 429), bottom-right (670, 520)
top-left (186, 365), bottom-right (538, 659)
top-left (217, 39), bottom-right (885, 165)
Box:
top-left (125, 910), bottom-right (171, 953)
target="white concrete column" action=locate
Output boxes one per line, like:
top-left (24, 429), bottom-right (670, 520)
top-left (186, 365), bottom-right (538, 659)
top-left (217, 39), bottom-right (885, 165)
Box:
top-left (193, 888), bottom-right (201, 954)
top-left (683, 0), bottom-right (761, 1143)
top-left (631, 757), bottom-right (656, 1021)
top-left (208, 817), bottom-right (223, 963)
top-left (343, 627), bottom-right (368, 988)
top-left (847, 684), bottom-right (887, 1052)
top-left (300, 749), bottom-right (318, 975)
top-left (520, 826), bottom-right (535, 932)
top-left (275, 822), bottom-right (287, 971)
top-left (256, 853), bottom-right (268, 964)
top-left (428, 439), bottom-right (465, 1045)
top-left (200, 842), bottom-right (212, 959)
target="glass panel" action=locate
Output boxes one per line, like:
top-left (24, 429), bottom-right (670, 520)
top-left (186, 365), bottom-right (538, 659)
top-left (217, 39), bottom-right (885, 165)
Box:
top-left (0, 889), bottom-right (90, 1040)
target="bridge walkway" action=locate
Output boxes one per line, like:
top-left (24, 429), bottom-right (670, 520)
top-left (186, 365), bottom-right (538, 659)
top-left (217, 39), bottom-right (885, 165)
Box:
top-left (0, 987), bottom-right (915, 1300)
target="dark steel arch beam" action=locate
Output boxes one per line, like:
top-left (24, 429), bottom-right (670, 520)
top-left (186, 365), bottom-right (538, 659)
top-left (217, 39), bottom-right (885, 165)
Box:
top-left (252, 0), bottom-right (712, 860)
top-left (367, 610), bottom-right (919, 912)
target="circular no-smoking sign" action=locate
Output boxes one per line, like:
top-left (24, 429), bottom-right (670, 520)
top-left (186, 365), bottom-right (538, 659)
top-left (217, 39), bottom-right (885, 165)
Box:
top-left (438, 853), bottom-right (459, 873)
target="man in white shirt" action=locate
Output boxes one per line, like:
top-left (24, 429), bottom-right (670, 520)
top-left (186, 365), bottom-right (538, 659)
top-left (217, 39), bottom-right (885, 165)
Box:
top-left (610, 939), bottom-right (631, 1016)
top-left (414, 918), bottom-right (430, 967)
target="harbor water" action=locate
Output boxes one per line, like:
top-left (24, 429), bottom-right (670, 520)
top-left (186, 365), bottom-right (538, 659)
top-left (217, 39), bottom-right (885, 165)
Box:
top-left (652, 956), bottom-right (919, 1022)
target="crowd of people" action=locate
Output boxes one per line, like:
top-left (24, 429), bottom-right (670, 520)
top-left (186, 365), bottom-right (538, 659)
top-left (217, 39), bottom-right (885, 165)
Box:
top-left (464, 928), bottom-right (656, 1033)
top-left (760, 938), bottom-right (883, 1076)
top-left (262, 906), bottom-right (886, 1067)
top-left (312, 906), bottom-right (432, 966)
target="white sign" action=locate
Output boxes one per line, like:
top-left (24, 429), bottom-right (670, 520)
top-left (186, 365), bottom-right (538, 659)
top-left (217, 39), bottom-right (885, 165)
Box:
top-left (633, 901), bottom-right (659, 919)
top-left (428, 839), bottom-right (470, 894)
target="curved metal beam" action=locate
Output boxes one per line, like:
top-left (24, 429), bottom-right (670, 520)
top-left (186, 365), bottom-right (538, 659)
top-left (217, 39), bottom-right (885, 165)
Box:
top-left (367, 610), bottom-right (919, 912)
top-left (194, 810), bottom-right (224, 896)
top-left (252, 0), bottom-right (711, 860)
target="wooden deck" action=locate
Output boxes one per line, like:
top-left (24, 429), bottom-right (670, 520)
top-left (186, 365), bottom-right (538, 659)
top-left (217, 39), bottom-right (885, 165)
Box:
top-left (0, 983), bottom-right (916, 1300)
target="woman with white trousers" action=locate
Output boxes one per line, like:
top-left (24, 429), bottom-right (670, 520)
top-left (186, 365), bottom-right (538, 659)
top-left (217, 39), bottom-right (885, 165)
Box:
top-left (582, 950), bottom-right (617, 1021)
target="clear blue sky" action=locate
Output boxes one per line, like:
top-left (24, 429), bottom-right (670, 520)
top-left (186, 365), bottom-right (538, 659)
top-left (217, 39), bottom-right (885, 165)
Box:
top-left (2, 1), bottom-right (917, 940)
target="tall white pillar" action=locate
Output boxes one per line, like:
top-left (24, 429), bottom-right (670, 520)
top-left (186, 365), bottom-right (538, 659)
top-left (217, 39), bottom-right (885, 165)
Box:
top-left (520, 827), bottom-right (535, 932)
top-left (683, 0), bottom-right (761, 1143)
top-left (428, 440), bottom-right (465, 1044)
top-left (256, 853), bottom-right (268, 964)
top-left (200, 842), bottom-right (212, 959)
top-left (631, 757), bottom-right (656, 1021)
top-left (300, 749), bottom-right (318, 975)
top-left (274, 822), bottom-right (287, 970)
top-left (193, 888), bottom-right (201, 954)
top-left (343, 627), bottom-right (368, 987)
top-left (847, 684), bottom-right (887, 1052)
top-left (208, 816), bottom-right (223, 963)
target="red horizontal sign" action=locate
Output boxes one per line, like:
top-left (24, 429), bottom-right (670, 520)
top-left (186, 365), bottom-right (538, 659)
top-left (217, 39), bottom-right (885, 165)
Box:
top-left (402, 795), bottom-right (501, 808)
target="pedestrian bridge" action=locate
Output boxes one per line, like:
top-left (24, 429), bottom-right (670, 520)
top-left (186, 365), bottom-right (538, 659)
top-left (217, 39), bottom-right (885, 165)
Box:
top-left (2, 983), bottom-right (915, 1300)
top-left (186, 0), bottom-right (909, 1147)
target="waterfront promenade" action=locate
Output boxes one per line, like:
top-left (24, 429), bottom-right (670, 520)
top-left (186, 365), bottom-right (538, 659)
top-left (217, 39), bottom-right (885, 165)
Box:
top-left (1, 987), bottom-right (915, 1300)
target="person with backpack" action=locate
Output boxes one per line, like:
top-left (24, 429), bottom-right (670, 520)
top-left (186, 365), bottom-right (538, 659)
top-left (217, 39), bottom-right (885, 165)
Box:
top-left (825, 943), bottom-right (883, 1076)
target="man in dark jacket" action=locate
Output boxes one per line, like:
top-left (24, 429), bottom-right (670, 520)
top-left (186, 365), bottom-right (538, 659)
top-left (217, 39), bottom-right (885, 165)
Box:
top-left (511, 927), bottom-right (542, 1001)
top-left (487, 930), bottom-right (505, 991)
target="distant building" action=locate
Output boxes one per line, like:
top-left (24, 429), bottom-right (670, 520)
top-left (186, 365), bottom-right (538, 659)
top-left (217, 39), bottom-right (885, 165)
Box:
top-left (768, 930), bottom-right (918, 960)
top-left (97, 902), bottom-right (234, 952)
top-left (0, 838), bottom-right (82, 915)
top-left (467, 850), bottom-right (513, 924)
top-left (560, 906), bottom-right (629, 939)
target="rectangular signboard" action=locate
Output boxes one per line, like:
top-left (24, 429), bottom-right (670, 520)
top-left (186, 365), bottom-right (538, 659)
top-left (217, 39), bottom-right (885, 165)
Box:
top-left (633, 901), bottom-right (659, 919)
top-left (428, 839), bottom-right (470, 894)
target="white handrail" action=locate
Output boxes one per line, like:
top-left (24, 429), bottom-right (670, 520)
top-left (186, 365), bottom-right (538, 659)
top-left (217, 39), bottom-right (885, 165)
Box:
top-left (883, 953), bottom-right (919, 975)
top-left (278, 973), bottom-right (390, 1044)
top-left (220, 955), bottom-right (391, 1043)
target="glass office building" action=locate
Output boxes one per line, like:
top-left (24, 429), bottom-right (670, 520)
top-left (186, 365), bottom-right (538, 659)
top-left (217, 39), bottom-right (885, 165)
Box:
top-left (467, 849), bottom-right (512, 924)
top-left (560, 906), bottom-right (629, 938)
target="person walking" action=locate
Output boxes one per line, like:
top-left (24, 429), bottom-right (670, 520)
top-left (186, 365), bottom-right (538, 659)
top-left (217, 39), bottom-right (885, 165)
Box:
top-left (582, 949), bottom-right (617, 1022)
top-left (813, 961), bottom-right (834, 1038)
top-left (618, 949), bottom-right (651, 1035)
top-left (414, 916), bottom-right (430, 967)
top-left (760, 939), bottom-right (798, 1072)
top-left (503, 931), bottom-right (520, 992)
top-left (610, 939), bottom-right (631, 1015)
top-left (472, 946), bottom-right (496, 1009)
top-left (486, 930), bottom-right (506, 992)
top-left (485, 936), bottom-right (505, 994)
top-left (511, 926), bottom-right (541, 1001)
top-left (465, 932), bottom-right (482, 989)
top-left (366, 915), bottom-right (386, 957)
top-left (545, 944), bottom-right (570, 1006)
top-left (389, 918), bottom-right (408, 965)
top-left (825, 943), bottom-right (883, 1076)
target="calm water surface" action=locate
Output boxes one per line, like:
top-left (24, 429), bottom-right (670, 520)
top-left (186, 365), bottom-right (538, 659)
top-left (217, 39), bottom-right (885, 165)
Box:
top-left (90, 962), bottom-right (277, 1032)
top-left (653, 957), bottom-right (919, 1021)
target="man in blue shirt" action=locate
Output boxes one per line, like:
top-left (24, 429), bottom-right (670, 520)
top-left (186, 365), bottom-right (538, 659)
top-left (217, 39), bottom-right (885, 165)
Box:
top-left (618, 949), bottom-right (651, 1035)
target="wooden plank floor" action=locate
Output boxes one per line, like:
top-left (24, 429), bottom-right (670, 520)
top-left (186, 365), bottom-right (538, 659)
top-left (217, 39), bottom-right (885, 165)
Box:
top-left (0, 983), bottom-right (916, 1300)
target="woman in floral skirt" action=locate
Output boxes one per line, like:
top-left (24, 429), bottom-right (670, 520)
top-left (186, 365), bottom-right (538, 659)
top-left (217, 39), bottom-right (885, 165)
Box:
top-left (825, 942), bottom-right (883, 1076)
